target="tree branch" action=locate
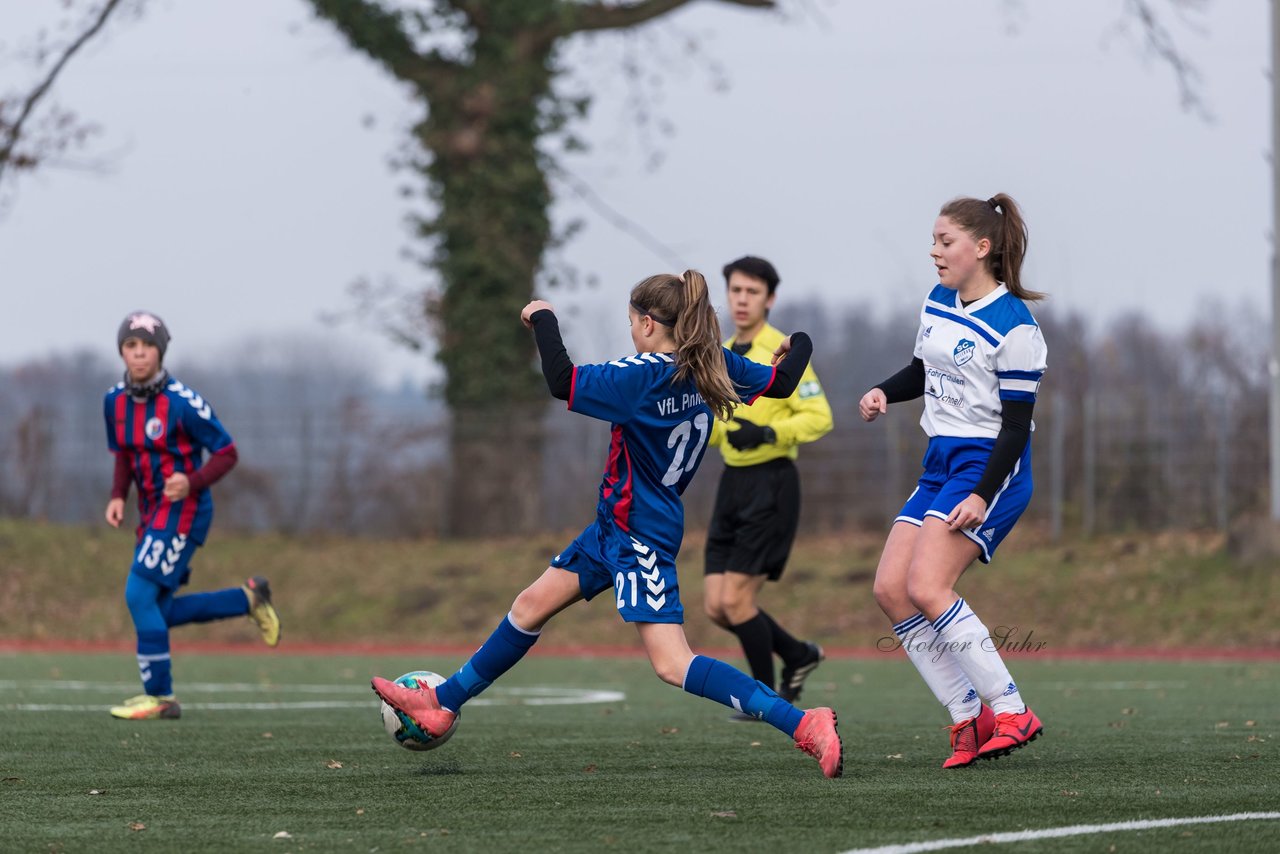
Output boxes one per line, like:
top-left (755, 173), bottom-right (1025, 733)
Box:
top-left (0, 0), bottom-right (125, 185)
top-left (567, 0), bottom-right (776, 35)
top-left (1126, 0), bottom-right (1210, 120)
top-left (306, 0), bottom-right (457, 89)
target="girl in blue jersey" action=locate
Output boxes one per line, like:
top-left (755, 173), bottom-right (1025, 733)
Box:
top-left (103, 311), bottom-right (280, 720)
top-left (374, 271), bottom-right (843, 777)
top-left (859, 195), bottom-right (1048, 768)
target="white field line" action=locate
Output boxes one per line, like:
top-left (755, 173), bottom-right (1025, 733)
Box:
top-left (1, 679), bottom-right (368, 694)
top-left (1030, 680), bottom-right (1188, 690)
top-left (16, 701), bottom-right (376, 711)
top-left (838, 812), bottom-right (1280, 854)
top-left (1, 680), bottom-right (625, 712)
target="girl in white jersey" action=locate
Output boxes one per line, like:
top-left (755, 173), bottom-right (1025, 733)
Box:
top-left (859, 194), bottom-right (1047, 769)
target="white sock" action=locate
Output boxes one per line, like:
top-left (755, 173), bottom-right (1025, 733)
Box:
top-left (892, 613), bottom-right (981, 724)
top-left (930, 598), bottom-right (1025, 715)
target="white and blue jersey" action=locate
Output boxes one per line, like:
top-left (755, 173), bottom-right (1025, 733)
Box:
top-left (915, 284), bottom-right (1046, 439)
top-left (898, 284), bottom-right (1047, 562)
top-left (552, 350), bottom-right (777, 623)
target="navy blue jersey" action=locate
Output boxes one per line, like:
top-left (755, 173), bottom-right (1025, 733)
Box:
top-left (104, 377), bottom-right (234, 545)
top-left (569, 349), bottom-right (777, 555)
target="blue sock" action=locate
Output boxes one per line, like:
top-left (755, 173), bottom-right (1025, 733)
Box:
top-left (126, 574), bottom-right (174, 695)
top-left (683, 655), bottom-right (805, 737)
top-left (163, 587), bottom-right (249, 627)
top-left (435, 613), bottom-right (540, 712)
top-left (135, 630), bottom-right (173, 696)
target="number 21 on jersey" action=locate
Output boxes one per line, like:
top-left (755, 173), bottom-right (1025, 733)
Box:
top-left (661, 412), bottom-right (709, 486)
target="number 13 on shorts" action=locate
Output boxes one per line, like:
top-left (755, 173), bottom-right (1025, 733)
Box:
top-left (131, 530), bottom-right (196, 589)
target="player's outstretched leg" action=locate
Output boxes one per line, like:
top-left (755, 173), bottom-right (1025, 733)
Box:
top-left (978, 707), bottom-right (1043, 760)
top-left (243, 576), bottom-right (281, 647)
top-left (943, 704), bottom-right (995, 769)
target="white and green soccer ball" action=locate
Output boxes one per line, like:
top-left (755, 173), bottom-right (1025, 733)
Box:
top-left (379, 670), bottom-right (459, 751)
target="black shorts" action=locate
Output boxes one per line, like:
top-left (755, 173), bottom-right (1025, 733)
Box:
top-left (704, 458), bottom-right (801, 581)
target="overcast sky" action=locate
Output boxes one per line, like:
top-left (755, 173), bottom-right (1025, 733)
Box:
top-left (0, 0), bottom-right (1270, 386)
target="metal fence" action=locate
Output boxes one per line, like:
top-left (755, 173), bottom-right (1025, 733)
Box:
top-left (0, 304), bottom-right (1268, 539)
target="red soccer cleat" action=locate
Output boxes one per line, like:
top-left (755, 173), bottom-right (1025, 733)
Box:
top-left (371, 676), bottom-right (457, 739)
top-left (978, 707), bottom-right (1043, 760)
top-left (942, 704), bottom-right (996, 769)
top-left (794, 707), bottom-right (843, 778)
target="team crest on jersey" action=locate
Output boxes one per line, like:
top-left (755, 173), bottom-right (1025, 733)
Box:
top-left (953, 338), bottom-right (976, 367)
top-left (144, 417), bottom-right (166, 440)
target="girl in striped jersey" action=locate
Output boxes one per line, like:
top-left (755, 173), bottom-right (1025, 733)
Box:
top-left (859, 195), bottom-right (1048, 768)
top-left (373, 271), bottom-right (843, 778)
top-left (103, 311), bottom-right (280, 720)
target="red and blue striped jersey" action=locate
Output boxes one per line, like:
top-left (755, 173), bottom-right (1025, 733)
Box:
top-left (569, 349), bottom-right (777, 555)
top-left (103, 377), bottom-right (234, 544)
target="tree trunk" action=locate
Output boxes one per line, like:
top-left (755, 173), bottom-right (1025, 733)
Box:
top-left (447, 404), bottom-right (546, 536)
top-left (424, 32), bottom-right (556, 537)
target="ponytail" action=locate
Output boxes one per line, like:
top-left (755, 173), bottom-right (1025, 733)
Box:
top-left (939, 193), bottom-right (1044, 301)
top-left (630, 270), bottom-right (740, 421)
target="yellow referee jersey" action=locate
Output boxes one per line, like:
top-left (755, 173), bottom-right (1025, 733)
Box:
top-left (711, 323), bottom-right (833, 467)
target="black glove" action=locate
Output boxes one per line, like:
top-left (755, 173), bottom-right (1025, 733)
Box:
top-left (726, 418), bottom-right (775, 451)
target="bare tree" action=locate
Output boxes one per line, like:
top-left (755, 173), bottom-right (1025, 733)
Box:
top-left (0, 0), bottom-right (133, 212)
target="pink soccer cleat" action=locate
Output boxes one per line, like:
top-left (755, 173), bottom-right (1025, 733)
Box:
top-left (978, 706), bottom-right (1043, 760)
top-left (371, 676), bottom-right (457, 738)
top-left (794, 707), bottom-right (843, 778)
top-left (942, 704), bottom-right (996, 769)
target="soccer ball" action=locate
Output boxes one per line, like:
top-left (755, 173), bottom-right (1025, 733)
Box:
top-left (379, 670), bottom-right (458, 751)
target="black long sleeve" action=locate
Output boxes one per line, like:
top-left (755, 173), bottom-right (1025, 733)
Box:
top-left (530, 309), bottom-right (574, 401)
top-left (876, 358), bottom-right (925, 403)
top-left (972, 398), bottom-right (1035, 505)
top-left (760, 332), bottom-right (813, 399)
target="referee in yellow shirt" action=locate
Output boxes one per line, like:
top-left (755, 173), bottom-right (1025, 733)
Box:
top-left (704, 256), bottom-right (834, 714)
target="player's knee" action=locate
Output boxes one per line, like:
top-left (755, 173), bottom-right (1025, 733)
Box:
top-left (648, 655), bottom-right (688, 687)
top-left (872, 577), bottom-right (909, 616)
top-left (123, 574), bottom-right (155, 613)
top-left (905, 576), bottom-right (949, 619)
top-left (722, 597), bottom-right (755, 625)
top-left (509, 588), bottom-right (551, 632)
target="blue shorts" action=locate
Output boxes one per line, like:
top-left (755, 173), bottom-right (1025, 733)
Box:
top-left (551, 523), bottom-right (684, 624)
top-left (130, 528), bottom-right (199, 591)
top-left (895, 436), bottom-right (1033, 564)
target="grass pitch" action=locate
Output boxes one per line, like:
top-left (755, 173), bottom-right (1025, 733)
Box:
top-left (1, 653), bottom-right (1276, 853)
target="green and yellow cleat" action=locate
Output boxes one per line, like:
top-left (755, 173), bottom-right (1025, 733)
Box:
top-left (244, 576), bottom-right (281, 647)
top-left (110, 694), bottom-right (181, 720)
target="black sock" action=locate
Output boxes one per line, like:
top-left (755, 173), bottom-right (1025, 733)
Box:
top-left (729, 613), bottom-right (775, 689)
top-left (759, 609), bottom-right (808, 665)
